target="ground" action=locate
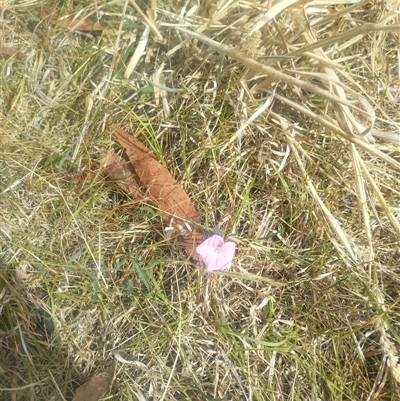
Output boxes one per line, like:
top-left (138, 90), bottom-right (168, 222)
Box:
top-left (1, 1), bottom-right (400, 400)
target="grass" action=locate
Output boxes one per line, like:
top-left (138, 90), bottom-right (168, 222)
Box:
top-left (1, 0), bottom-right (400, 400)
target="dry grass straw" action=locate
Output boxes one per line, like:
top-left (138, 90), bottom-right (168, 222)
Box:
top-left (1, 0), bottom-right (400, 400)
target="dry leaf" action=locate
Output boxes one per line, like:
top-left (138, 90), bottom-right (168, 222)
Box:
top-left (74, 128), bottom-right (205, 260)
top-left (101, 153), bottom-right (145, 199)
top-left (113, 127), bottom-right (205, 260)
top-left (15, 263), bottom-right (33, 282)
top-left (0, 47), bottom-right (24, 58)
top-left (58, 17), bottom-right (103, 31)
top-left (73, 171), bottom-right (97, 182)
top-left (113, 127), bottom-right (199, 223)
top-left (173, 219), bottom-right (205, 261)
top-left (72, 362), bottom-right (115, 401)
top-left (47, 11), bottom-right (103, 31)
top-left (0, 47), bottom-right (17, 56)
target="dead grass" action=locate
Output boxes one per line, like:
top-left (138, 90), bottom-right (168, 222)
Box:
top-left (1, 0), bottom-right (400, 400)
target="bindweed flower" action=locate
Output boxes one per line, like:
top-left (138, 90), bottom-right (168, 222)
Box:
top-left (196, 234), bottom-right (236, 271)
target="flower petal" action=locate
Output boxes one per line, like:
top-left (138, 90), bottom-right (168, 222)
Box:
top-left (206, 234), bottom-right (225, 249)
top-left (206, 241), bottom-right (236, 271)
top-left (221, 241), bottom-right (236, 258)
top-left (196, 235), bottom-right (224, 259)
top-left (202, 252), bottom-right (222, 271)
top-left (196, 235), bottom-right (236, 272)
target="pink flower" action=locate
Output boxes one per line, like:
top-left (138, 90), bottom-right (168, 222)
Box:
top-left (196, 235), bottom-right (236, 271)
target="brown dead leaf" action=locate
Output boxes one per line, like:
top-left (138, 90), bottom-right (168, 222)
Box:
top-left (15, 263), bottom-right (33, 282)
top-left (172, 219), bottom-right (205, 261)
top-left (47, 11), bottom-right (103, 31)
top-left (58, 17), bottom-right (103, 31)
top-left (101, 153), bottom-right (145, 200)
top-left (113, 127), bottom-right (199, 223)
top-left (73, 171), bottom-right (98, 182)
top-left (74, 128), bottom-right (205, 260)
top-left (72, 362), bottom-right (115, 401)
top-left (0, 47), bottom-right (24, 58)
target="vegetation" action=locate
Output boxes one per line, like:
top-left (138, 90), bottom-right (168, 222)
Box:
top-left (1, 0), bottom-right (400, 400)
